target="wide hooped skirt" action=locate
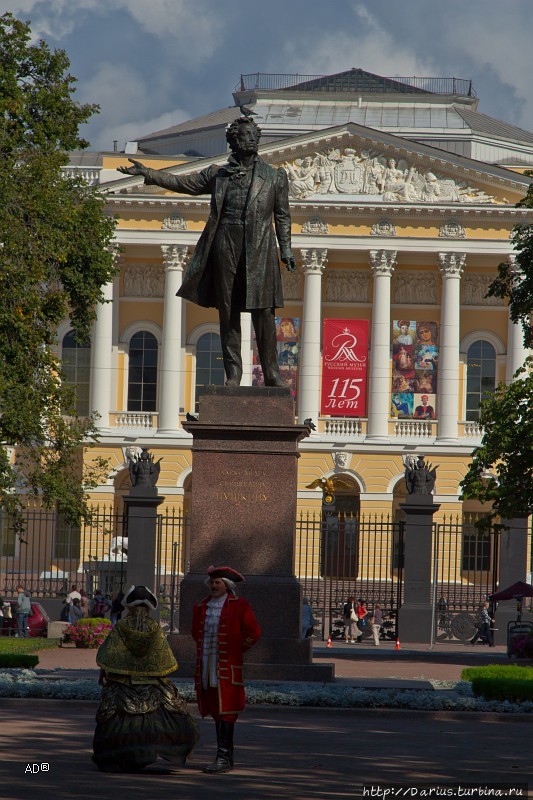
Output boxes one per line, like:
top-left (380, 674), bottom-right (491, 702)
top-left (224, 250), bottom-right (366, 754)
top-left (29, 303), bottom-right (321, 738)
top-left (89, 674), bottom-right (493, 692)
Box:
top-left (92, 678), bottom-right (199, 773)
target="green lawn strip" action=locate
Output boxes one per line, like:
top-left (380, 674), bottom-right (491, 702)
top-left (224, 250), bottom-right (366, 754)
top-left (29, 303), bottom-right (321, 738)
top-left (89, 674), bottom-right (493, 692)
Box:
top-left (0, 638), bottom-right (58, 655)
top-left (461, 663), bottom-right (533, 702)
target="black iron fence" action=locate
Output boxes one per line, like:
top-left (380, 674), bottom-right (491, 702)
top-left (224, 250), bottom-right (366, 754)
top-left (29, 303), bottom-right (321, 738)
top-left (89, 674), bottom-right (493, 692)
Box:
top-left (295, 511), bottom-right (404, 641)
top-left (237, 73), bottom-right (475, 97)
top-left (0, 507), bottom-right (187, 621)
top-left (1, 505), bottom-right (527, 644)
top-left (432, 515), bottom-right (500, 643)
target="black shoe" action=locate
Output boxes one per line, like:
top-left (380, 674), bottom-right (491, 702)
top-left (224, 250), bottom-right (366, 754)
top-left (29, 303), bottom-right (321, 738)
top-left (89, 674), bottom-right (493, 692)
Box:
top-left (202, 748), bottom-right (232, 774)
top-left (203, 721), bottom-right (234, 773)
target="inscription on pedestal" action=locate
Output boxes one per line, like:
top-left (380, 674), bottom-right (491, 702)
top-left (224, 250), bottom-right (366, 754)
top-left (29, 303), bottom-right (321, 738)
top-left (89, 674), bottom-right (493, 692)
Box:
top-left (214, 467), bottom-right (269, 504)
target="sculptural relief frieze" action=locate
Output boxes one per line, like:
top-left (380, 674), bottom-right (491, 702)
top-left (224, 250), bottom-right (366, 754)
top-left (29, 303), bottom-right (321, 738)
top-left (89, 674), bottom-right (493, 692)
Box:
top-left (462, 274), bottom-right (505, 305)
top-left (124, 264), bottom-right (165, 297)
top-left (395, 271), bottom-right (437, 305)
top-left (326, 270), bottom-right (370, 303)
top-left (281, 267), bottom-right (302, 301)
top-left (283, 146), bottom-right (496, 204)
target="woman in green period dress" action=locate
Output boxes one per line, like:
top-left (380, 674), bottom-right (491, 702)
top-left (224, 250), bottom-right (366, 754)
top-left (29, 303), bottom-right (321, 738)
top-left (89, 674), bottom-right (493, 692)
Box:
top-left (92, 585), bottom-right (199, 773)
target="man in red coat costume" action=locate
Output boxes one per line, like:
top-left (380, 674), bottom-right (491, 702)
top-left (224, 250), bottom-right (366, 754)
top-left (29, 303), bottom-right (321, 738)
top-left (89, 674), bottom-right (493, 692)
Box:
top-left (191, 565), bottom-right (260, 773)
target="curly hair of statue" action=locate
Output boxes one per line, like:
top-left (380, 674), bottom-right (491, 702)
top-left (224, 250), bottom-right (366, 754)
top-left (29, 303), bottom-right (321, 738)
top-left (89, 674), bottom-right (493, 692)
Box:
top-left (225, 116), bottom-right (262, 149)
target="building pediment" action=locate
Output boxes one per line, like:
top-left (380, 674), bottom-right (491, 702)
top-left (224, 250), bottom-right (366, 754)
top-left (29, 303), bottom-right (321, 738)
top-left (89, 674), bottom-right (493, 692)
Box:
top-left (106, 122), bottom-right (531, 206)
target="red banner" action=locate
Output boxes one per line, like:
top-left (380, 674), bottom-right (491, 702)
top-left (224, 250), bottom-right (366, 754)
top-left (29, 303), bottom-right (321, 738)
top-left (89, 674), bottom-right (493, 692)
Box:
top-left (321, 319), bottom-right (369, 417)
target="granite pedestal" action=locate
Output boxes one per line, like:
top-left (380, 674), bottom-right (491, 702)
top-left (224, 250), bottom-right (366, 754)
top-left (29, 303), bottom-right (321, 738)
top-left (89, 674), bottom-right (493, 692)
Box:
top-left (169, 386), bottom-right (334, 681)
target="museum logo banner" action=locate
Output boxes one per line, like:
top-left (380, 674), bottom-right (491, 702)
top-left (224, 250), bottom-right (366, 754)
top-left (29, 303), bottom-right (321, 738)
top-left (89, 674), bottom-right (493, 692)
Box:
top-left (391, 320), bottom-right (439, 420)
top-left (321, 319), bottom-right (369, 417)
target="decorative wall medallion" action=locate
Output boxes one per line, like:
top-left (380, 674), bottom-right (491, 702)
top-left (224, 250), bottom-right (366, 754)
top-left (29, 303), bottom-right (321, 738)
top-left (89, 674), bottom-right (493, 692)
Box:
top-left (332, 451), bottom-right (352, 471)
top-left (371, 219), bottom-right (397, 237)
top-left (162, 215), bottom-right (187, 231)
top-left (439, 222), bottom-right (466, 238)
top-left (302, 217), bottom-right (328, 234)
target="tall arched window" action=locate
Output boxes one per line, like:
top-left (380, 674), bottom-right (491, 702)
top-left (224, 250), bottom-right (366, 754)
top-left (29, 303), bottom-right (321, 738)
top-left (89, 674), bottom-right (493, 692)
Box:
top-left (466, 340), bottom-right (496, 421)
top-left (127, 331), bottom-right (158, 412)
top-left (195, 332), bottom-right (224, 412)
top-left (61, 330), bottom-right (91, 416)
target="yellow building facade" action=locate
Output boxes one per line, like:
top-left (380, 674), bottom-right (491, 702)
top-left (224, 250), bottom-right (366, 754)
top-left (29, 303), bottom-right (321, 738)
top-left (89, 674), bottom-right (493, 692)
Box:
top-left (12, 71), bottom-right (532, 598)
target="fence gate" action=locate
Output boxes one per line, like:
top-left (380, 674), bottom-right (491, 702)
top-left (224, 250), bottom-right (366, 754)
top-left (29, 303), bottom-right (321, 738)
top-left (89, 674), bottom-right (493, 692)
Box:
top-left (295, 511), bottom-right (404, 641)
top-left (432, 517), bottom-right (500, 643)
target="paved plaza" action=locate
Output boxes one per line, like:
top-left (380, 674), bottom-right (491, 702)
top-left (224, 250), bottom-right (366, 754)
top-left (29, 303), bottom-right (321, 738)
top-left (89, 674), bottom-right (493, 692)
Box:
top-left (1, 641), bottom-right (532, 799)
top-left (1, 699), bottom-right (531, 800)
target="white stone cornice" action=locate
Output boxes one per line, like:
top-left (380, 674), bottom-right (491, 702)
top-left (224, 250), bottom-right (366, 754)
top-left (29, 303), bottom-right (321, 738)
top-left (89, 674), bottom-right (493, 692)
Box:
top-left (112, 229), bottom-right (519, 260)
top-left (369, 249), bottom-right (397, 276)
top-left (300, 248), bottom-right (327, 273)
top-left (107, 194), bottom-right (533, 224)
top-left (438, 252), bottom-right (466, 276)
top-left (161, 244), bottom-right (189, 271)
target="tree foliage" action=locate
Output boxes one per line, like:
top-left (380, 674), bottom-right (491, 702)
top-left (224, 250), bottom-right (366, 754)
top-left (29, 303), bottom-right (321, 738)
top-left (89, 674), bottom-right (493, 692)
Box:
top-left (0, 13), bottom-right (117, 526)
top-left (487, 172), bottom-right (533, 349)
top-left (460, 362), bottom-right (533, 525)
top-left (461, 175), bottom-right (533, 526)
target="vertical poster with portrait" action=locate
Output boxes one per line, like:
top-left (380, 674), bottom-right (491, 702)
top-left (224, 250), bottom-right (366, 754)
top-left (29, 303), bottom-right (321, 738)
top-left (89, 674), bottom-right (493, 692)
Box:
top-left (321, 319), bottom-right (369, 417)
top-left (391, 320), bottom-right (439, 419)
top-left (252, 317), bottom-right (300, 400)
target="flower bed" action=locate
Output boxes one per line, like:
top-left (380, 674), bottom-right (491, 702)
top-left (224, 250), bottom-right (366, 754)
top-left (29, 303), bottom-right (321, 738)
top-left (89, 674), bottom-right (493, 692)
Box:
top-left (0, 671), bottom-right (532, 712)
top-left (63, 617), bottom-right (112, 649)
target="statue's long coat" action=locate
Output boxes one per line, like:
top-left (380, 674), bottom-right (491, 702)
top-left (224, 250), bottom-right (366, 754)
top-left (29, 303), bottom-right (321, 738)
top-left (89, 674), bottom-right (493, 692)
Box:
top-left (191, 594), bottom-right (261, 716)
top-left (143, 159), bottom-right (292, 310)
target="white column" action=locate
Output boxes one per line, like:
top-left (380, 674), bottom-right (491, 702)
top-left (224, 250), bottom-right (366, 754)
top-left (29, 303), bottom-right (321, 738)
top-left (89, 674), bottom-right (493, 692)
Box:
top-left (506, 255), bottom-right (530, 383)
top-left (157, 245), bottom-right (188, 433)
top-left (366, 249), bottom-right (396, 442)
top-left (437, 252), bottom-right (465, 443)
top-left (298, 249), bottom-right (327, 425)
top-left (89, 277), bottom-right (114, 430)
top-left (240, 313), bottom-right (253, 386)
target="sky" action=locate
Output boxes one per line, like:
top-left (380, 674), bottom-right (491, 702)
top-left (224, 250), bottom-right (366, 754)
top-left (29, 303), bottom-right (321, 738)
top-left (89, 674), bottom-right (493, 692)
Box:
top-left (3, 0), bottom-right (533, 152)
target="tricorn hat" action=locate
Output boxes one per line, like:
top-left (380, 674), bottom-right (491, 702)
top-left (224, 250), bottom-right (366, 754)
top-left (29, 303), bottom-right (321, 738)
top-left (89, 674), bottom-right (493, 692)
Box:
top-left (207, 565), bottom-right (245, 583)
top-left (123, 585), bottom-right (158, 610)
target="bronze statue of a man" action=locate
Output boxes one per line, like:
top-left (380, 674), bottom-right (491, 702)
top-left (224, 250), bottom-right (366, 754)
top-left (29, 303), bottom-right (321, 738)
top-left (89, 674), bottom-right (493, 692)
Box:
top-left (118, 116), bottom-right (296, 387)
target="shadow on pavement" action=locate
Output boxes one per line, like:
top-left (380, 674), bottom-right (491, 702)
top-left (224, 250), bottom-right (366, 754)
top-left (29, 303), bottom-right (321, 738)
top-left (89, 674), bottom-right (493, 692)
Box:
top-left (0, 700), bottom-right (531, 800)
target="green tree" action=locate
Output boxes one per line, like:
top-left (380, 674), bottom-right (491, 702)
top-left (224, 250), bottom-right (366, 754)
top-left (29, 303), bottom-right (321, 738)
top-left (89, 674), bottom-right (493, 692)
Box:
top-left (460, 365), bottom-right (533, 526)
top-left (461, 177), bottom-right (533, 526)
top-left (0, 13), bottom-right (116, 528)
top-left (487, 172), bottom-right (533, 348)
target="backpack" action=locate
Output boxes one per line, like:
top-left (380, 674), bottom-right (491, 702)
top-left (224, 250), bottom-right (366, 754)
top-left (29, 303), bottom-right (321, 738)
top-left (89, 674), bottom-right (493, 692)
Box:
top-left (60, 603), bottom-right (71, 623)
top-left (20, 593), bottom-right (32, 615)
top-left (92, 598), bottom-right (107, 617)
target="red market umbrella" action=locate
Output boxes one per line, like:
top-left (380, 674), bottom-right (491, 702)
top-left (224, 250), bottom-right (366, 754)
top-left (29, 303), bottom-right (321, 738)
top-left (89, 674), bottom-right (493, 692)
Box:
top-left (489, 581), bottom-right (533, 601)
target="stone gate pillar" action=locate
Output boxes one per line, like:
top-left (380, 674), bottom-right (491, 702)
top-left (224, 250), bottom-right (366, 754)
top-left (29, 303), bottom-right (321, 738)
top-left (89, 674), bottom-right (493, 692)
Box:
top-left (124, 450), bottom-right (165, 596)
top-left (398, 495), bottom-right (440, 643)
